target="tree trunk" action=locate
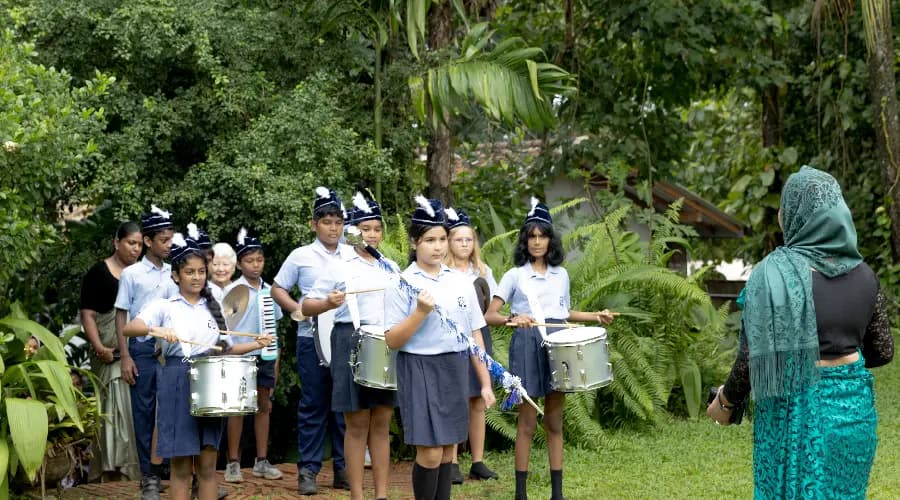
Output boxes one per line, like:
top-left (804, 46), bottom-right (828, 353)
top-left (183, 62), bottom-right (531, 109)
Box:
top-left (759, 21), bottom-right (784, 254)
top-left (867, 6), bottom-right (900, 260)
top-left (425, 2), bottom-right (454, 205)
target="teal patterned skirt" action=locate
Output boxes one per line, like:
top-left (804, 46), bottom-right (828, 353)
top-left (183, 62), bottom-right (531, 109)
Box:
top-left (753, 356), bottom-right (878, 499)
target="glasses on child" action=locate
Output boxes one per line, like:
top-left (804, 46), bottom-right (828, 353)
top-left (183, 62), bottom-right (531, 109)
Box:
top-left (452, 238), bottom-right (474, 245)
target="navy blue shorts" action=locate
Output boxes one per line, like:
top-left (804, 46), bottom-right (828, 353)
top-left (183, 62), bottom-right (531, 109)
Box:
top-left (256, 358), bottom-right (276, 388)
top-left (508, 320), bottom-right (566, 399)
top-left (397, 350), bottom-right (469, 447)
top-left (156, 358), bottom-right (224, 458)
top-left (331, 323), bottom-right (396, 413)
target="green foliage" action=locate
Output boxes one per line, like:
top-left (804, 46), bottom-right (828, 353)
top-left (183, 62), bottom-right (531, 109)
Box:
top-left (174, 73), bottom-right (395, 265)
top-left (0, 29), bottom-right (111, 307)
top-left (0, 304), bottom-right (99, 494)
top-left (409, 22), bottom-right (574, 132)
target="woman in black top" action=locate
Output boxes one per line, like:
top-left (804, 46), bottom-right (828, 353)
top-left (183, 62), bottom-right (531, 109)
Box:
top-left (707, 167), bottom-right (894, 499)
top-left (80, 221), bottom-right (143, 481)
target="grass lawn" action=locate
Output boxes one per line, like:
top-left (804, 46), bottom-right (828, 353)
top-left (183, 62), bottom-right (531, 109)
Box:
top-left (451, 350), bottom-right (900, 499)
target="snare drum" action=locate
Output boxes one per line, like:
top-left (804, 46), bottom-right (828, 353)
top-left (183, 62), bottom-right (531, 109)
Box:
top-left (350, 325), bottom-right (397, 390)
top-left (189, 356), bottom-right (258, 416)
top-left (544, 327), bottom-right (612, 393)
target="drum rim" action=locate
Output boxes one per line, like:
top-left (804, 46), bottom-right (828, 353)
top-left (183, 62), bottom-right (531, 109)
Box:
top-left (188, 355), bottom-right (258, 363)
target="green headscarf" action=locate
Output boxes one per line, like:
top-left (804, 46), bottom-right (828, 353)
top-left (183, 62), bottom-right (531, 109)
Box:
top-left (742, 166), bottom-right (863, 400)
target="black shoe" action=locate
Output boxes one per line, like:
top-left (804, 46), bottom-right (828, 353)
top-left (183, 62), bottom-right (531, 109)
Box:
top-left (333, 468), bottom-right (350, 490)
top-left (298, 468), bottom-right (318, 495)
top-left (140, 474), bottom-right (161, 500)
top-left (469, 461), bottom-right (498, 480)
top-left (450, 463), bottom-right (463, 485)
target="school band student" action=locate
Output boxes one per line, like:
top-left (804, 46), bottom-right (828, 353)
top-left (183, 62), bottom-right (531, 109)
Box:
top-left (484, 199), bottom-right (614, 500)
top-left (123, 233), bottom-right (273, 500)
top-left (114, 205), bottom-right (178, 499)
top-left (80, 221), bottom-right (143, 482)
top-left (384, 196), bottom-right (496, 500)
top-left (223, 228), bottom-right (284, 483)
top-left (302, 193), bottom-right (398, 500)
top-left (271, 187), bottom-right (350, 495)
top-left (443, 208), bottom-right (499, 483)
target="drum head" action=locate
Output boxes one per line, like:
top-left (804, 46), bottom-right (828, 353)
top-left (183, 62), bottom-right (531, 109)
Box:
top-left (358, 324), bottom-right (386, 338)
top-left (547, 326), bottom-right (606, 343)
top-left (314, 309), bottom-right (335, 366)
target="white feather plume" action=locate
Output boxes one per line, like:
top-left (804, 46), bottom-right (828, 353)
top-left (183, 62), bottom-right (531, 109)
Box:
top-left (187, 222), bottom-right (200, 240)
top-left (345, 225), bottom-right (362, 236)
top-left (527, 197), bottom-right (540, 216)
top-left (414, 195), bottom-right (435, 217)
top-left (171, 232), bottom-right (187, 248)
top-left (315, 186), bottom-right (330, 199)
top-left (150, 204), bottom-right (171, 219)
top-left (237, 227), bottom-right (247, 245)
top-left (340, 202), bottom-right (347, 218)
top-left (352, 192), bottom-right (372, 213)
top-left (444, 207), bottom-right (459, 221)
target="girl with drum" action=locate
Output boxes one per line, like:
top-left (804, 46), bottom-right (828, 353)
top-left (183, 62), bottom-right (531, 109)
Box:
top-left (384, 196), bottom-right (496, 500)
top-left (484, 198), bottom-right (614, 500)
top-left (123, 233), bottom-right (273, 500)
top-left (301, 193), bottom-right (398, 500)
top-left (443, 208), bottom-right (499, 483)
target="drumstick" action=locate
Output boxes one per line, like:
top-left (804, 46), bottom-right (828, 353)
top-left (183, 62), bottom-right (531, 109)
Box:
top-left (522, 392), bottom-right (544, 417)
top-left (505, 322), bottom-right (584, 328)
top-left (146, 331), bottom-right (223, 351)
top-left (218, 330), bottom-right (272, 338)
top-left (343, 287), bottom-right (385, 295)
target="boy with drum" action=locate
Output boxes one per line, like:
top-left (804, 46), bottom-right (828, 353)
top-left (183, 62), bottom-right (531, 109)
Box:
top-left (301, 192), bottom-right (398, 500)
top-left (484, 199), bottom-right (615, 500)
top-left (223, 228), bottom-right (284, 483)
top-left (271, 187), bottom-right (350, 494)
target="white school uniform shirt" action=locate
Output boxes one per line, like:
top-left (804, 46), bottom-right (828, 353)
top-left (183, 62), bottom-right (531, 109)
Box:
top-left (273, 240), bottom-right (354, 338)
top-left (495, 262), bottom-right (571, 320)
top-left (115, 256), bottom-right (179, 341)
top-left (225, 276), bottom-right (283, 356)
top-left (460, 262), bottom-right (499, 297)
top-left (137, 295), bottom-right (235, 358)
top-left (384, 262), bottom-right (486, 355)
top-left (305, 250), bottom-right (399, 327)
top-left (208, 280), bottom-right (228, 305)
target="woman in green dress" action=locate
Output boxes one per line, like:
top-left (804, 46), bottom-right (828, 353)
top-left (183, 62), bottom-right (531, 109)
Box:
top-left (708, 166), bottom-right (894, 499)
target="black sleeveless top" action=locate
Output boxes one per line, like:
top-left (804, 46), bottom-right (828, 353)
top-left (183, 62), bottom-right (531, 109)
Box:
top-left (722, 263), bottom-right (893, 403)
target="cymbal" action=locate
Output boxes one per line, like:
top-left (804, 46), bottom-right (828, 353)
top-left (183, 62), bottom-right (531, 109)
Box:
top-left (222, 284), bottom-right (250, 330)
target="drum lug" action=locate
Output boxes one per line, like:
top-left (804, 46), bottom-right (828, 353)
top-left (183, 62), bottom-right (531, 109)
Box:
top-left (577, 348), bottom-right (583, 361)
top-left (383, 366), bottom-right (390, 384)
top-left (580, 369), bottom-right (587, 384)
top-left (221, 364), bottom-right (227, 379)
top-left (191, 392), bottom-right (199, 402)
top-left (222, 392), bottom-right (228, 404)
top-left (190, 368), bottom-right (199, 380)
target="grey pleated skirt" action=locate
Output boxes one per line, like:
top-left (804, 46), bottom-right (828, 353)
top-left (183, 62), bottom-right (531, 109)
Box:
top-left (331, 322), bottom-right (396, 413)
top-left (508, 319), bottom-right (566, 399)
top-left (397, 350), bottom-right (469, 446)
